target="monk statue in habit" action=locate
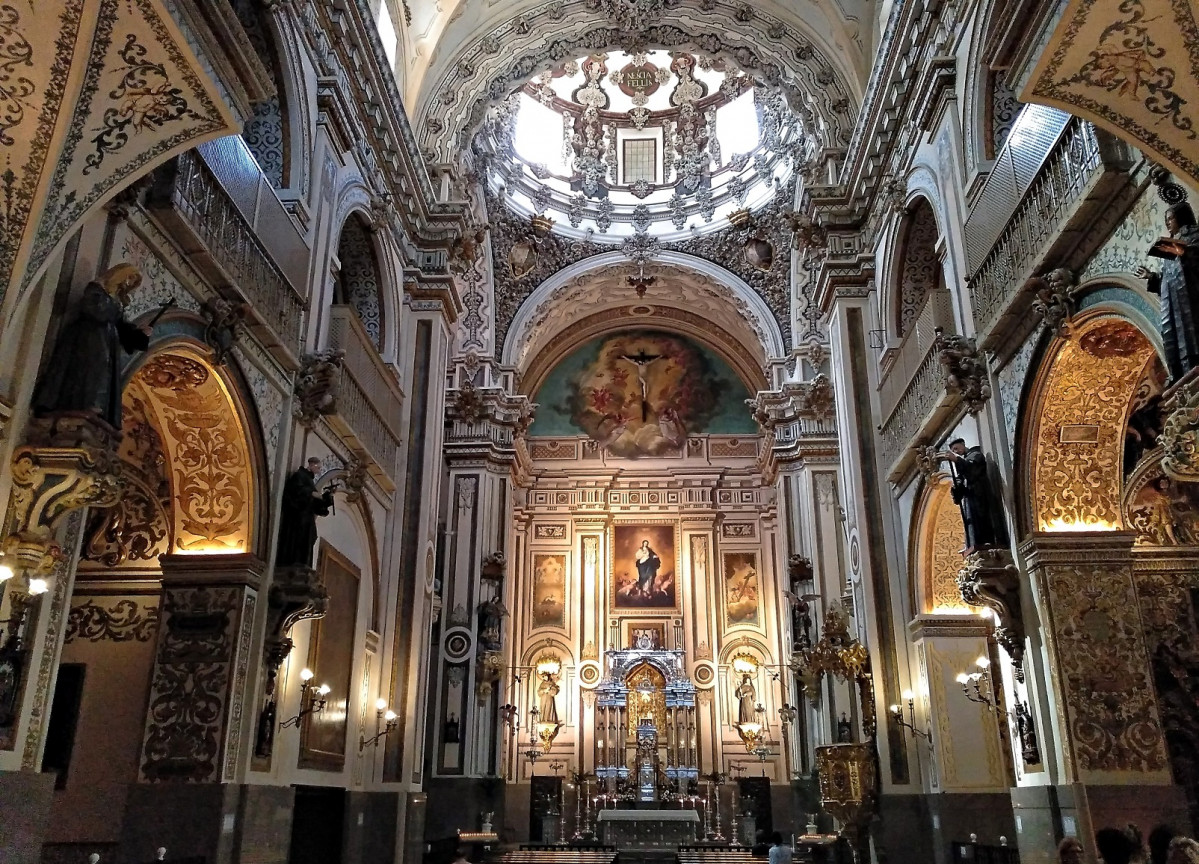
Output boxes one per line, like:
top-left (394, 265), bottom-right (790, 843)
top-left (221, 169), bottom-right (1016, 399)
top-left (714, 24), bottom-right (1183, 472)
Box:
top-left (276, 457), bottom-right (335, 569)
top-left (31, 264), bottom-right (151, 430)
top-left (1136, 202), bottom-right (1199, 382)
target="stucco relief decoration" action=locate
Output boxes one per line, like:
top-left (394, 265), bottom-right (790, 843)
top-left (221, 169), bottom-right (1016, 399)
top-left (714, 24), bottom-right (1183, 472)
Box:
top-left (1124, 446), bottom-right (1199, 544)
top-left (82, 382), bottom-right (172, 566)
top-left (136, 353), bottom-right (252, 553)
top-left (1026, 0), bottom-right (1199, 189)
top-left (1030, 268), bottom-right (1078, 337)
top-left (10, 0), bottom-right (236, 308)
top-left (934, 329), bottom-right (991, 415)
top-left (1160, 377), bottom-right (1199, 484)
top-left (337, 216), bottom-right (384, 348)
top-left (1033, 320), bottom-right (1154, 530)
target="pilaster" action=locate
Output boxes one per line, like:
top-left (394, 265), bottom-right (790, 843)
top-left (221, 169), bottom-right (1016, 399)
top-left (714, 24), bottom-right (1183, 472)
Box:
top-left (1017, 532), bottom-right (1187, 860)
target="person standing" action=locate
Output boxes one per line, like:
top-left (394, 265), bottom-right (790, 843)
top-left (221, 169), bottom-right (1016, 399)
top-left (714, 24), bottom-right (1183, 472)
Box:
top-left (769, 831), bottom-right (793, 864)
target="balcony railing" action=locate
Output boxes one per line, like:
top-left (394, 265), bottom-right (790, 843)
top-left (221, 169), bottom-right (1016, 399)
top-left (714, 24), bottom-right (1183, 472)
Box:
top-left (967, 109), bottom-right (1130, 345)
top-left (877, 289), bottom-right (957, 477)
top-left (149, 147), bottom-right (307, 365)
top-left (327, 306), bottom-right (405, 487)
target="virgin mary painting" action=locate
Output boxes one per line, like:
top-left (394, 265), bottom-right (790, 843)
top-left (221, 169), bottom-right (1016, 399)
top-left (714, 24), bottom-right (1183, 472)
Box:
top-left (612, 523), bottom-right (677, 612)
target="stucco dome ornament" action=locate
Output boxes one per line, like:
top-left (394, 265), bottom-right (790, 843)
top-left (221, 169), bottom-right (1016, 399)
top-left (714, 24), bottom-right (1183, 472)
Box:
top-left (476, 47), bottom-right (807, 243)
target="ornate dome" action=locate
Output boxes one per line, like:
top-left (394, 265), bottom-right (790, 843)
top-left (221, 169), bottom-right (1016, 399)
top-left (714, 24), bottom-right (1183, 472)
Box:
top-left (474, 49), bottom-right (808, 241)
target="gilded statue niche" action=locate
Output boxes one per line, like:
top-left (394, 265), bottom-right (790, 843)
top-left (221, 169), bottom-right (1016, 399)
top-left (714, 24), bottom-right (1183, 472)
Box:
top-left (913, 478), bottom-right (973, 613)
top-left (1029, 318), bottom-right (1155, 532)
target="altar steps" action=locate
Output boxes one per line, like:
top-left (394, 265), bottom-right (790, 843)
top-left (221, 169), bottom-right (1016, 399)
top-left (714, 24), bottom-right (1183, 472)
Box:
top-left (676, 847), bottom-right (760, 864)
top-left (499, 847), bottom-right (619, 864)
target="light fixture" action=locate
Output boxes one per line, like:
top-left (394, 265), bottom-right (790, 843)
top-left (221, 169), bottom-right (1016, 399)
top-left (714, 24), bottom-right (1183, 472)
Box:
top-left (735, 702), bottom-right (769, 753)
top-left (957, 656), bottom-right (1006, 718)
top-left (0, 559), bottom-right (53, 727)
top-left (731, 654), bottom-right (759, 676)
top-left (889, 689), bottom-right (932, 748)
top-left (279, 668), bottom-right (330, 728)
top-left (360, 701), bottom-right (399, 751)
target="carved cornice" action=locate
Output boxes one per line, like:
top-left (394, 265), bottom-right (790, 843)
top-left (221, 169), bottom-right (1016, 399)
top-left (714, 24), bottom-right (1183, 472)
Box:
top-left (287, 0), bottom-right (467, 253)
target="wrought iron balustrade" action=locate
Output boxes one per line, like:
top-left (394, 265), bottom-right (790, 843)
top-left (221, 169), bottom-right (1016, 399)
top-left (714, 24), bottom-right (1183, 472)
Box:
top-left (327, 306), bottom-right (405, 487)
top-left (967, 109), bottom-right (1131, 346)
top-left (877, 289), bottom-right (956, 476)
top-left (149, 148), bottom-right (307, 364)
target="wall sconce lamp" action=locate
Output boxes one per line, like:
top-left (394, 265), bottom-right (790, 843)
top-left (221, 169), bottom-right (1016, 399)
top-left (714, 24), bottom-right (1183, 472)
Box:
top-left (889, 689), bottom-right (933, 747)
top-left (360, 698), bottom-right (399, 751)
top-left (956, 656), bottom-right (1007, 719)
top-left (0, 566), bottom-right (49, 728)
top-left (279, 668), bottom-right (330, 729)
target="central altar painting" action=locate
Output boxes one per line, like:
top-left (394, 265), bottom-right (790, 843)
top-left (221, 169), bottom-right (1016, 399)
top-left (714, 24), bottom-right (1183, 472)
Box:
top-left (611, 522), bottom-right (679, 613)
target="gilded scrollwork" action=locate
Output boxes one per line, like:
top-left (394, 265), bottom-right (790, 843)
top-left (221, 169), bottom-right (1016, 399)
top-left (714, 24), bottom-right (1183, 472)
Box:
top-left (137, 353), bottom-right (251, 553)
top-left (1032, 320), bottom-right (1154, 530)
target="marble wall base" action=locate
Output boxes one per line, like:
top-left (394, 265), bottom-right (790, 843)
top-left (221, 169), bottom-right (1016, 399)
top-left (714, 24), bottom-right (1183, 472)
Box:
top-left (874, 792), bottom-right (1015, 864)
top-left (0, 770), bottom-right (56, 864)
top-left (344, 791), bottom-right (400, 864)
top-left (120, 782), bottom-right (294, 864)
top-left (424, 777), bottom-right (505, 843)
top-left (1011, 783), bottom-right (1192, 864)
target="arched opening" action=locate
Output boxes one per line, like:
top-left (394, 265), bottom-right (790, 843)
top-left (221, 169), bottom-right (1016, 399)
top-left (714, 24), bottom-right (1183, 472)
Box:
top-left (1024, 316), bottom-right (1157, 532)
top-left (43, 344), bottom-right (261, 850)
top-left (894, 198), bottom-right (943, 339)
top-left (984, 68), bottom-right (1020, 160)
top-left (334, 213), bottom-right (386, 349)
top-left (233, 0), bottom-right (291, 189)
top-left (911, 477), bottom-right (974, 614)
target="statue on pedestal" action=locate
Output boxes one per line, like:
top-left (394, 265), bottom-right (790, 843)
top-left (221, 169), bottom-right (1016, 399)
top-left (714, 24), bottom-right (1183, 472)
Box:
top-left (941, 439), bottom-right (1006, 554)
top-left (1136, 200), bottom-right (1199, 382)
top-left (736, 674), bottom-right (757, 725)
top-left (276, 457), bottom-right (335, 568)
top-left (32, 264), bottom-right (152, 430)
top-left (537, 671), bottom-right (561, 726)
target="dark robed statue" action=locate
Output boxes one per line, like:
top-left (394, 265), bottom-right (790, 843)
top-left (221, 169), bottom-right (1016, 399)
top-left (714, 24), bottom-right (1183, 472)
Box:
top-left (32, 264), bottom-right (150, 429)
top-left (276, 457), bottom-right (335, 568)
top-left (1136, 202), bottom-right (1199, 381)
top-left (943, 438), bottom-right (1005, 553)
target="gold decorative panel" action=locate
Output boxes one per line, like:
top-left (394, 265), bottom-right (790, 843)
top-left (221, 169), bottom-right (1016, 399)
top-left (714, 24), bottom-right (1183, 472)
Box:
top-left (0, 0), bottom-right (234, 314)
top-left (1030, 319), bottom-right (1153, 532)
top-left (134, 352), bottom-right (253, 554)
top-left (1025, 0), bottom-right (1199, 190)
top-left (916, 479), bottom-right (972, 613)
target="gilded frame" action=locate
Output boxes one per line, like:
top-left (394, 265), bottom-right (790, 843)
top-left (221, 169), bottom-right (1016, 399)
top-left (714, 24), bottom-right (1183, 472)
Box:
top-left (608, 520), bottom-right (681, 615)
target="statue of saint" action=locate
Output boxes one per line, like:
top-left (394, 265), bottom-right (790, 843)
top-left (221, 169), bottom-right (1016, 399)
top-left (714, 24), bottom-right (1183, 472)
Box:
top-left (942, 439), bottom-right (1005, 554)
top-left (736, 674), bottom-right (757, 725)
top-left (31, 264), bottom-right (151, 430)
top-left (276, 458), bottom-right (335, 568)
top-left (478, 597), bottom-right (508, 651)
top-left (1136, 202), bottom-right (1199, 382)
top-left (537, 671), bottom-right (560, 725)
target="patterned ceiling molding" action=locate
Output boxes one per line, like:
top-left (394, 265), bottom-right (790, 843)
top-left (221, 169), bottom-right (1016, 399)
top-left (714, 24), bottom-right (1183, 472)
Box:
top-left (1024, 0), bottom-right (1199, 190)
top-left (0, 0), bottom-right (236, 321)
top-left (415, 0), bottom-right (856, 165)
top-left (486, 180), bottom-right (803, 357)
top-left (504, 252), bottom-right (782, 373)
